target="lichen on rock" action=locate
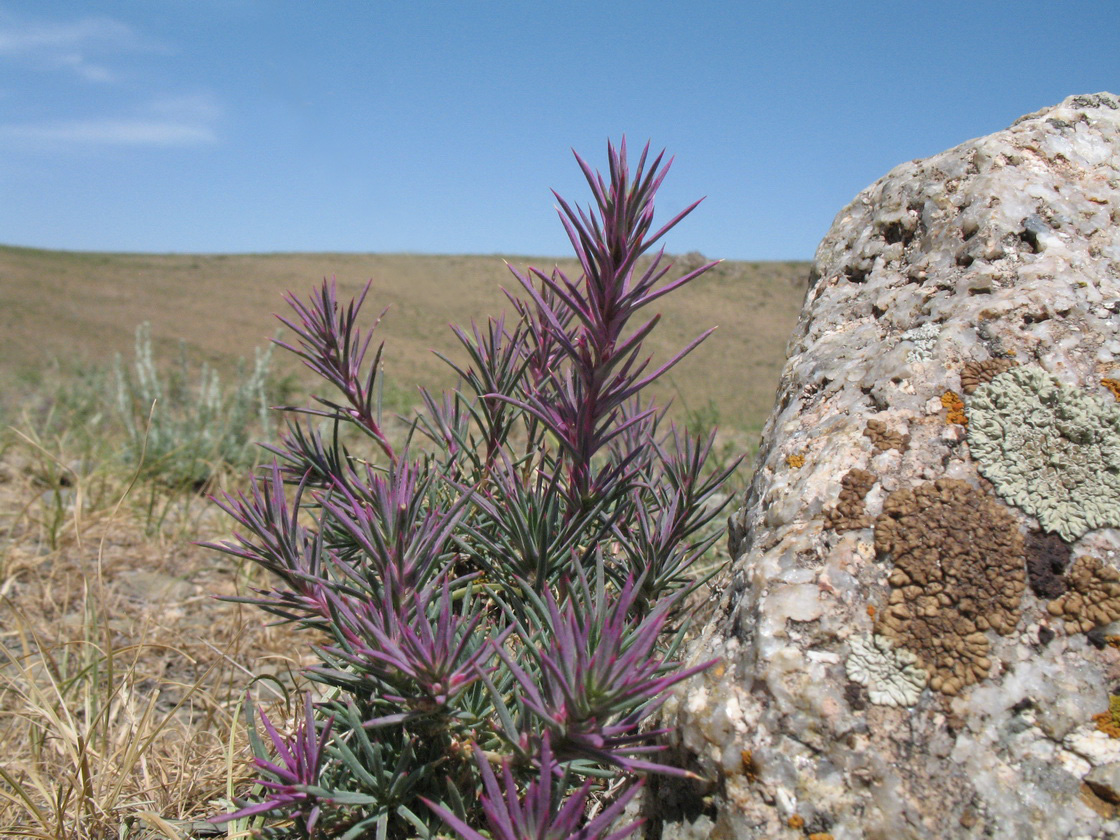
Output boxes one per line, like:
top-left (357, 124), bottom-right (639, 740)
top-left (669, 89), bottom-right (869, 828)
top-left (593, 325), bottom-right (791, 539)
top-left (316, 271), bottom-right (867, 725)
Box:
top-left (863, 418), bottom-right (909, 453)
top-left (968, 365), bottom-right (1120, 542)
top-left (902, 322), bottom-right (940, 364)
top-left (1047, 555), bottom-right (1120, 633)
top-left (1025, 530), bottom-right (1072, 599)
top-left (960, 358), bottom-right (1017, 395)
top-left (1094, 695), bottom-right (1120, 739)
top-left (824, 468), bottom-right (876, 531)
top-left (660, 94), bottom-right (1120, 840)
top-left (875, 478), bottom-right (1026, 694)
top-left (941, 390), bottom-right (967, 425)
top-left (880, 605), bottom-right (992, 696)
top-left (845, 632), bottom-right (928, 706)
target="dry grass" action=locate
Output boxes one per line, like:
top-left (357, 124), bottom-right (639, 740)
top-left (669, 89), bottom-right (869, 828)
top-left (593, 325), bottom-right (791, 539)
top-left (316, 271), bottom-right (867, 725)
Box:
top-left (0, 430), bottom-right (312, 839)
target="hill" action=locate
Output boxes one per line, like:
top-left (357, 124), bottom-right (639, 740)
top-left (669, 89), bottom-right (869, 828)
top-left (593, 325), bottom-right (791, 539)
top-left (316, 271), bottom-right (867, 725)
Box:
top-left (0, 245), bottom-right (809, 437)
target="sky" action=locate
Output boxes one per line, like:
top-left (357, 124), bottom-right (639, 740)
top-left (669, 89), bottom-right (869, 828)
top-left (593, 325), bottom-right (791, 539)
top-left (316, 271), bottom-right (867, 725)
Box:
top-left (0, 1), bottom-right (1117, 261)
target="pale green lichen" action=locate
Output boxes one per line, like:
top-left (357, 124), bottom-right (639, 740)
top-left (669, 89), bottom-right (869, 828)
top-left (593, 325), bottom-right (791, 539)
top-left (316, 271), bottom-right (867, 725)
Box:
top-left (902, 322), bottom-right (940, 365)
top-left (968, 366), bottom-right (1120, 542)
top-left (846, 633), bottom-right (928, 706)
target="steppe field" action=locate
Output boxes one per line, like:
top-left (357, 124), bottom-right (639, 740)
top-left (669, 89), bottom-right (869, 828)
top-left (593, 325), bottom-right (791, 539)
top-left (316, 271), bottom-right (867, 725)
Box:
top-left (0, 244), bottom-right (808, 837)
top-left (0, 246), bottom-right (808, 432)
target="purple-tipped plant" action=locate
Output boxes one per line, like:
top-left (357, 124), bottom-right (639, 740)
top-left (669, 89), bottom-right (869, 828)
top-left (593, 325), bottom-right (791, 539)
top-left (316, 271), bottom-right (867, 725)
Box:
top-left (314, 459), bottom-right (469, 601)
top-left (212, 694), bottom-right (334, 837)
top-left (275, 278), bottom-right (397, 465)
top-left (490, 567), bottom-right (714, 775)
top-left (502, 139), bottom-right (719, 508)
top-left (315, 577), bottom-right (500, 714)
top-left (211, 139), bottom-right (732, 838)
top-left (423, 734), bottom-right (643, 840)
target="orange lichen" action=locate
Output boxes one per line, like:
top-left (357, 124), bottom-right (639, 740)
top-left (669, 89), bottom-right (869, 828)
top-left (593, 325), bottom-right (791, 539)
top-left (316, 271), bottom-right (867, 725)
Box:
top-left (786, 453), bottom-right (805, 469)
top-left (787, 814), bottom-right (805, 829)
top-left (1103, 378), bottom-right (1120, 401)
top-left (867, 604), bottom-right (876, 619)
top-left (741, 749), bottom-right (759, 782)
top-left (808, 834), bottom-right (834, 840)
top-left (941, 390), bottom-right (967, 425)
top-left (1093, 695), bottom-right (1120, 738)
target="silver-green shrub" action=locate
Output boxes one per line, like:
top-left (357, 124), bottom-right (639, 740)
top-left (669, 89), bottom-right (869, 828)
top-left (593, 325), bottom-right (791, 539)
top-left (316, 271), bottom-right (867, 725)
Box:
top-left (113, 323), bottom-right (276, 488)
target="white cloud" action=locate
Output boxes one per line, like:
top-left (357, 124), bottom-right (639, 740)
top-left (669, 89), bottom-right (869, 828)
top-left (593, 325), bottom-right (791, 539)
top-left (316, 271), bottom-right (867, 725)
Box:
top-left (0, 118), bottom-right (215, 146)
top-left (0, 93), bottom-right (222, 148)
top-left (148, 93), bottom-right (223, 124)
top-left (0, 10), bottom-right (160, 82)
top-left (0, 15), bottom-right (136, 53)
top-left (0, 11), bottom-right (220, 150)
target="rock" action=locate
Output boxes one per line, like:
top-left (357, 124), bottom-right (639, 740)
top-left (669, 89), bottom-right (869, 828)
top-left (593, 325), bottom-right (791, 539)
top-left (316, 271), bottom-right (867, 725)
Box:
top-left (654, 94), bottom-right (1120, 839)
top-left (120, 569), bottom-right (196, 603)
top-left (1085, 763), bottom-right (1120, 805)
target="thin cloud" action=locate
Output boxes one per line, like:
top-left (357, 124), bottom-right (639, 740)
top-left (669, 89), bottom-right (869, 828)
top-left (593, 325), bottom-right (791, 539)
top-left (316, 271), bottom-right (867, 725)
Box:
top-left (0, 8), bottom-right (219, 151)
top-left (148, 94), bottom-right (222, 124)
top-left (0, 94), bottom-right (222, 148)
top-left (0, 119), bottom-right (216, 146)
top-left (0, 10), bottom-right (160, 82)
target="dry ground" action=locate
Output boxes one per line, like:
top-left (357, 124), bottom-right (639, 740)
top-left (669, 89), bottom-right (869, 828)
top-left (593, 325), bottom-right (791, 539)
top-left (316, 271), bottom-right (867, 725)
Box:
top-left (0, 436), bottom-right (314, 838)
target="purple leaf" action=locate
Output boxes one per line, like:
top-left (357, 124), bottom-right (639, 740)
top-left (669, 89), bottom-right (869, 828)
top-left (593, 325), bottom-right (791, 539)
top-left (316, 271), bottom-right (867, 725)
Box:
top-left (423, 734), bottom-right (643, 840)
top-left (211, 694), bottom-right (334, 835)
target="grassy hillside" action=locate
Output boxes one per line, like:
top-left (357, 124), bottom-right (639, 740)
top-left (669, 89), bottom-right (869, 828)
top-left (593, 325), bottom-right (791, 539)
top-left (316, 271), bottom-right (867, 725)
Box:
top-left (0, 245), bottom-right (809, 438)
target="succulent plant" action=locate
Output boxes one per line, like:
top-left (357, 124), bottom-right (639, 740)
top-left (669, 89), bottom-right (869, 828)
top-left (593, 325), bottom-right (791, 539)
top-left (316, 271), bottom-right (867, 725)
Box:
top-left (210, 695), bottom-right (335, 837)
top-left (207, 139), bottom-right (732, 838)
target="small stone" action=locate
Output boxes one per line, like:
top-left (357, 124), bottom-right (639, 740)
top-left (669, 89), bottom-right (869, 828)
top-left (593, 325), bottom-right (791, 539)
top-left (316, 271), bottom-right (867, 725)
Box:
top-left (1085, 763), bottom-right (1120, 804)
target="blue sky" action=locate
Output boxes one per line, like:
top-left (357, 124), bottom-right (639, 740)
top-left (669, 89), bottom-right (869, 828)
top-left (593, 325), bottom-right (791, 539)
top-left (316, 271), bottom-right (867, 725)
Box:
top-left (0, 1), bottom-right (1116, 260)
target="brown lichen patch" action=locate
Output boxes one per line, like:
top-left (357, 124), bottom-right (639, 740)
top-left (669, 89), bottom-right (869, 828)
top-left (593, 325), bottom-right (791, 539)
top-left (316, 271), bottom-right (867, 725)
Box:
top-left (961, 358), bottom-right (1017, 395)
top-left (863, 418), bottom-right (910, 453)
top-left (787, 814), bottom-right (805, 830)
top-left (941, 390), bottom-right (967, 425)
top-left (879, 602), bottom-right (992, 695)
top-left (1093, 694), bottom-right (1120, 738)
top-left (825, 468), bottom-right (877, 532)
top-left (875, 479), bottom-right (1026, 695)
top-left (1025, 530), bottom-right (1072, 600)
top-left (1047, 555), bottom-right (1120, 633)
top-left (1103, 378), bottom-right (1120, 401)
top-left (786, 453), bottom-right (805, 469)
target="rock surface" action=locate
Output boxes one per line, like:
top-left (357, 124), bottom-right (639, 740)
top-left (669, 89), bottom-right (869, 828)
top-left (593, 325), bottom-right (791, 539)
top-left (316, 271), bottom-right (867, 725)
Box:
top-left (654, 94), bottom-right (1120, 839)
